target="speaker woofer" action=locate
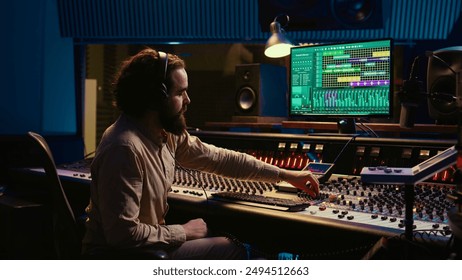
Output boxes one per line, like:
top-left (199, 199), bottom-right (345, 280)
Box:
top-left (236, 86), bottom-right (257, 111)
top-left (234, 63), bottom-right (287, 117)
top-left (428, 75), bottom-right (456, 118)
top-left (331, 0), bottom-right (376, 27)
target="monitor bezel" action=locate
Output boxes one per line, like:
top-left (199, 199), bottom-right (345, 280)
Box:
top-left (289, 38), bottom-right (394, 120)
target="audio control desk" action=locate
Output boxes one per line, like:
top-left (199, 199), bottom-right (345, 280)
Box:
top-left (11, 130), bottom-right (460, 259)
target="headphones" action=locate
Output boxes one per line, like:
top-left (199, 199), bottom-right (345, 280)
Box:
top-left (158, 51), bottom-right (169, 99)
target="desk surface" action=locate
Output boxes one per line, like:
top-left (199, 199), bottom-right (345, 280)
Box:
top-left (205, 121), bottom-right (458, 134)
top-left (0, 194), bottom-right (42, 209)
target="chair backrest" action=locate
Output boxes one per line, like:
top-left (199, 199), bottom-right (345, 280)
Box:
top-left (27, 132), bottom-right (82, 259)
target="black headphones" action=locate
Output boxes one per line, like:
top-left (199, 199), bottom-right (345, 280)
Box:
top-left (158, 51), bottom-right (169, 98)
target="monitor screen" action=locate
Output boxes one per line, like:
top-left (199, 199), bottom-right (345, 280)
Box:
top-left (289, 39), bottom-right (393, 118)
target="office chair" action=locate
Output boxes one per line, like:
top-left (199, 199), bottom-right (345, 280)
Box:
top-left (27, 132), bottom-right (168, 260)
top-left (27, 132), bottom-right (82, 259)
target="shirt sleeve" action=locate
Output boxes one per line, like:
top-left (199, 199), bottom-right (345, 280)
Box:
top-left (94, 144), bottom-right (186, 247)
top-left (173, 132), bottom-right (281, 182)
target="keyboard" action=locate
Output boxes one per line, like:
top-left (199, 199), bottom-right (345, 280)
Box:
top-left (211, 191), bottom-right (310, 212)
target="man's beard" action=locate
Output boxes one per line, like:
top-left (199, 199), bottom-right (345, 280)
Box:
top-left (159, 106), bottom-right (188, 136)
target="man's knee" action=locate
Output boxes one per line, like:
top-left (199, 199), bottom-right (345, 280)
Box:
top-left (168, 236), bottom-right (247, 259)
top-left (209, 236), bottom-right (247, 259)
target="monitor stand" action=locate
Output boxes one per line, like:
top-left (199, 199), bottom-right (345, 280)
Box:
top-left (337, 118), bottom-right (357, 134)
top-left (307, 118), bottom-right (362, 137)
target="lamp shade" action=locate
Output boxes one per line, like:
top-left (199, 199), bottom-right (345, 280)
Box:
top-left (264, 21), bottom-right (293, 58)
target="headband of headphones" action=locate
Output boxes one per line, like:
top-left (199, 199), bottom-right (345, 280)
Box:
top-left (158, 51), bottom-right (168, 98)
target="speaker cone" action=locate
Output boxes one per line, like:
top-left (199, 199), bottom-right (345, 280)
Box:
top-left (236, 86), bottom-right (256, 111)
top-left (331, 0), bottom-right (376, 27)
top-left (428, 75), bottom-right (457, 118)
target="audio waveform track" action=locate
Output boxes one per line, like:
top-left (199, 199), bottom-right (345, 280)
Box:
top-left (290, 39), bottom-right (392, 116)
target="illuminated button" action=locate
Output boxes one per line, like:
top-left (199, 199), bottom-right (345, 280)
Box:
top-left (401, 148), bottom-right (412, 159)
top-left (419, 149), bottom-right (430, 159)
top-left (370, 147), bottom-right (380, 157)
top-left (315, 144), bottom-right (324, 153)
top-left (289, 143), bottom-right (298, 151)
top-left (356, 146), bottom-right (365, 156)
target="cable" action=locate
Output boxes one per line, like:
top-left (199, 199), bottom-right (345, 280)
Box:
top-left (357, 118), bottom-right (379, 137)
top-left (354, 122), bottom-right (369, 135)
top-left (408, 55), bottom-right (422, 80)
top-left (332, 134), bottom-right (358, 165)
top-left (84, 151), bottom-right (95, 159)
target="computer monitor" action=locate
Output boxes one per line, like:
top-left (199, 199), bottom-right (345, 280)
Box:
top-left (289, 39), bottom-right (393, 120)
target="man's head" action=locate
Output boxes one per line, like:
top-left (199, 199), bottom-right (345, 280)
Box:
top-left (114, 48), bottom-right (190, 134)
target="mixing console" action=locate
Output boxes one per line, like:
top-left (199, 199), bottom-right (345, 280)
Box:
top-left (45, 158), bottom-right (456, 238)
top-left (22, 131), bottom-right (458, 249)
top-left (170, 167), bottom-right (455, 241)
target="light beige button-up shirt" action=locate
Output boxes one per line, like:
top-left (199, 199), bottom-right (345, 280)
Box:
top-left (82, 114), bottom-right (281, 251)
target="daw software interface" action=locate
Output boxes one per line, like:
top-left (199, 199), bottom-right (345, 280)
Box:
top-left (289, 39), bottom-right (393, 118)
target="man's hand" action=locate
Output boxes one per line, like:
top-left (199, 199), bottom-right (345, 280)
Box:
top-left (182, 218), bottom-right (208, 240)
top-left (279, 169), bottom-right (320, 198)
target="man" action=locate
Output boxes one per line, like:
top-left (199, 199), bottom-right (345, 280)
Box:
top-left (82, 48), bottom-right (319, 259)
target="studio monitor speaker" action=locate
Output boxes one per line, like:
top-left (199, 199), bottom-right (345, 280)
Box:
top-left (234, 64), bottom-right (287, 117)
top-left (427, 46), bottom-right (462, 123)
